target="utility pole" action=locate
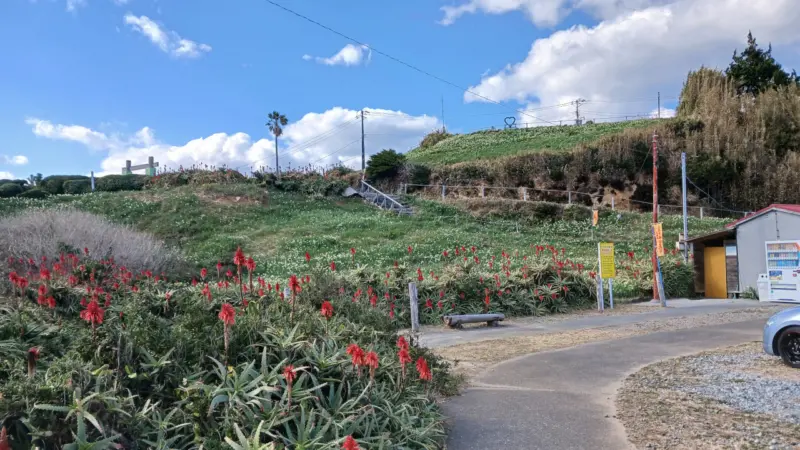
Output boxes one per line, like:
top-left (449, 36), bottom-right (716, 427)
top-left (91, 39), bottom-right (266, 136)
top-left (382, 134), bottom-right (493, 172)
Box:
top-left (681, 152), bottom-right (689, 262)
top-left (652, 131), bottom-right (659, 302)
top-left (573, 98), bottom-right (586, 125)
top-left (360, 109), bottom-right (366, 173)
top-left (441, 95), bottom-right (446, 133)
top-left (657, 92), bottom-right (661, 119)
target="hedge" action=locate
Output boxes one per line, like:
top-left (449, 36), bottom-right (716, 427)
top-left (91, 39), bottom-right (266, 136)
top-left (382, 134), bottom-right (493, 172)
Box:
top-left (17, 188), bottom-right (50, 199)
top-left (63, 179), bottom-right (92, 194)
top-left (95, 174), bottom-right (147, 192)
top-left (41, 175), bottom-right (89, 195)
top-left (0, 183), bottom-right (23, 198)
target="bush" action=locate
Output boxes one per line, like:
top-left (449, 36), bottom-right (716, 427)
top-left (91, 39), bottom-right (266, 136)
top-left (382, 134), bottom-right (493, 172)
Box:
top-left (147, 169), bottom-right (248, 189)
top-left (0, 208), bottom-right (183, 276)
top-left (419, 129), bottom-right (453, 148)
top-left (0, 183), bottom-right (23, 198)
top-left (402, 163), bottom-right (432, 187)
top-left (95, 174), bottom-right (147, 192)
top-left (562, 204), bottom-right (592, 221)
top-left (530, 201), bottom-right (564, 221)
top-left (17, 188), bottom-right (49, 199)
top-left (366, 149), bottom-right (406, 181)
top-left (63, 179), bottom-right (92, 194)
top-left (0, 179), bottom-right (28, 187)
top-left (41, 175), bottom-right (89, 195)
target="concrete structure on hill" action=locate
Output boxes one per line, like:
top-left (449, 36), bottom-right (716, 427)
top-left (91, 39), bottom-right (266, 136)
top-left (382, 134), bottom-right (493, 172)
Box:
top-left (688, 204), bottom-right (800, 299)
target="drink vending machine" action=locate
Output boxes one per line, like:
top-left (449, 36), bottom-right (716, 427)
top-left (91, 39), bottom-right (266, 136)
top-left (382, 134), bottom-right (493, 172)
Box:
top-left (764, 240), bottom-right (800, 303)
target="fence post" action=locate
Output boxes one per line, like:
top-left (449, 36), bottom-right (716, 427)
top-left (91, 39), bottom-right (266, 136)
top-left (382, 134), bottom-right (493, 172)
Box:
top-left (408, 282), bottom-right (419, 334)
top-left (700, 207), bottom-right (704, 219)
top-left (441, 184), bottom-right (446, 201)
top-left (480, 185), bottom-right (485, 199)
top-left (657, 204), bottom-right (661, 216)
top-left (403, 183), bottom-right (408, 195)
top-left (523, 187), bottom-right (528, 202)
top-left (568, 191), bottom-right (572, 204)
top-left (90, 171), bottom-right (96, 192)
top-left (611, 196), bottom-right (615, 211)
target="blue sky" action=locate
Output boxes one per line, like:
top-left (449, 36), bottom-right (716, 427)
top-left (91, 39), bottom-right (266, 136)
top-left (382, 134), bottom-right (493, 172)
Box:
top-left (1, 0), bottom-right (799, 179)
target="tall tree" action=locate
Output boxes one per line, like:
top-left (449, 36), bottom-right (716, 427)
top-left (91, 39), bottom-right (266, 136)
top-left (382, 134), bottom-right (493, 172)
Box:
top-left (726, 31), bottom-right (800, 95)
top-left (266, 111), bottom-right (288, 177)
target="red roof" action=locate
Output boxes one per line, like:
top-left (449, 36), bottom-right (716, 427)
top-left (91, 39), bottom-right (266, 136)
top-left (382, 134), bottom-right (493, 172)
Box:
top-left (726, 204), bottom-right (800, 228)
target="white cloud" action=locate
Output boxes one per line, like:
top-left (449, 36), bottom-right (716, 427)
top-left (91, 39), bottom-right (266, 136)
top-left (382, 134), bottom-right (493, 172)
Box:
top-left (304, 44), bottom-right (371, 67)
top-left (123, 14), bottom-right (211, 58)
top-left (650, 107), bottom-right (676, 118)
top-left (66, 0), bottom-right (87, 12)
top-left (26, 108), bottom-right (439, 175)
top-left (439, 0), bottom-right (671, 27)
top-left (465, 0), bottom-right (800, 124)
top-left (3, 155), bottom-right (29, 166)
top-left (0, 172), bottom-right (16, 180)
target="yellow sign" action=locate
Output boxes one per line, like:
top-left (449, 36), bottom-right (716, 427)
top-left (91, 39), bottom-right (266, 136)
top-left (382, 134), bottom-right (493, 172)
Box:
top-left (653, 223), bottom-right (665, 257)
top-left (598, 242), bottom-right (615, 279)
top-left (592, 210), bottom-right (599, 227)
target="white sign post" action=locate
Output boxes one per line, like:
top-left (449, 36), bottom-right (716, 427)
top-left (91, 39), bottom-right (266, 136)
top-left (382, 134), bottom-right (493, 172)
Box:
top-left (598, 242), bottom-right (616, 311)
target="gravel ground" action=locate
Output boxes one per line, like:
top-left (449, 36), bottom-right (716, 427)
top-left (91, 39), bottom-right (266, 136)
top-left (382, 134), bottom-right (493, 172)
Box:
top-left (434, 307), bottom-right (784, 380)
top-left (617, 342), bottom-right (800, 450)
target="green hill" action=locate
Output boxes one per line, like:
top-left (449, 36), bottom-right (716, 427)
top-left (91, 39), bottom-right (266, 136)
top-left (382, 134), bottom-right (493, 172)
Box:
top-left (406, 119), bottom-right (658, 166)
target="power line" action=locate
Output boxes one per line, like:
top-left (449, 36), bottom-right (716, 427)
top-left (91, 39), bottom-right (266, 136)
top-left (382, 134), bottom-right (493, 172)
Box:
top-left (262, 0), bottom-right (559, 125)
top-left (308, 138), bottom-right (361, 166)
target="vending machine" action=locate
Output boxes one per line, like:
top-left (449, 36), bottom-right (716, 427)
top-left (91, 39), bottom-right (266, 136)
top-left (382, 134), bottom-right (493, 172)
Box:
top-left (764, 241), bottom-right (800, 303)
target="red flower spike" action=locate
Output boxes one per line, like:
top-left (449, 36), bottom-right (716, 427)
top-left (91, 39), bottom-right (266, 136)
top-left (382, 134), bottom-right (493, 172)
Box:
top-left (321, 300), bottom-right (334, 319)
top-left (233, 247), bottom-right (246, 267)
top-left (416, 357), bottom-right (432, 381)
top-left (342, 436), bottom-right (360, 450)
top-left (283, 365), bottom-right (296, 385)
top-left (200, 268), bottom-right (208, 279)
top-left (218, 303), bottom-right (236, 325)
top-left (305, 252), bottom-right (311, 262)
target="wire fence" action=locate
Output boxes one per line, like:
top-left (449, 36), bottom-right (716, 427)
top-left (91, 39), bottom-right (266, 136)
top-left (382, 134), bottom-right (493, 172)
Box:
top-left (401, 183), bottom-right (751, 219)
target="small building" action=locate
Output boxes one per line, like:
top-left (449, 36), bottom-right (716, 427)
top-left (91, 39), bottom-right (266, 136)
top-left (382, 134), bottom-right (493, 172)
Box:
top-left (687, 204), bottom-right (800, 298)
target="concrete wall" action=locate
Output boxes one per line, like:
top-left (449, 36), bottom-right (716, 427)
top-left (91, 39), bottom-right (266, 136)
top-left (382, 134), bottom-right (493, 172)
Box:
top-left (736, 211), bottom-right (800, 291)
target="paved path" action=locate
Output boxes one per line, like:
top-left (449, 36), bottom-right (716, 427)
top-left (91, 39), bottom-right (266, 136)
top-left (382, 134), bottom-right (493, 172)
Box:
top-left (422, 299), bottom-right (768, 348)
top-left (442, 319), bottom-right (766, 450)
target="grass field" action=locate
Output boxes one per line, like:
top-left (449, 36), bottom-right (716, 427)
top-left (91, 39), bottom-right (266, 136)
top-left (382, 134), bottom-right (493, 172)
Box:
top-left (0, 183), bottom-right (726, 282)
top-left (406, 119), bottom-right (660, 165)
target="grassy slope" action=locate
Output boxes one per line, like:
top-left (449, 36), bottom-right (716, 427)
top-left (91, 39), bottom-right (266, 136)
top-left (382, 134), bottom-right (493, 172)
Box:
top-left (0, 183), bottom-right (726, 280)
top-left (406, 119), bottom-right (659, 165)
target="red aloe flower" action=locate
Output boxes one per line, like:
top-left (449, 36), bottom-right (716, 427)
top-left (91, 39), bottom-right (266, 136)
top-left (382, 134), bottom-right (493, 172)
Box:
top-left (321, 300), bottom-right (334, 319)
top-left (342, 436), bottom-right (360, 450)
top-left (407, 246), bottom-right (413, 254)
top-left (305, 252), bottom-right (311, 262)
top-left (283, 364), bottom-right (296, 384)
top-left (39, 267), bottom-right (51, 281)
top-left (200, 268), bottom-right (208, 280)
top-left (80, 300), bottom-right (105, 338)
top-left (219, 303), bottom-right (236, 361)
top-left (397, 335), bottom-right (409, 350)
top-left (233, 247), bottom-right (246, 267)
top-left (346, 343), bottom-right (365, 373)
top-left (425, 299), bottom-right (433, 309)
top-left (330, 261), bottom-right (336, 271)
top-left (416, 357), bottom-right (432, 381)
top-left (398, 347), bottom-right (412, 379)
top-left (365, 351), bottom-right (379, 380)
top-left (443, 250), bottom-right (449, 257)
top-left (216, 260), bottom-right (223, 279)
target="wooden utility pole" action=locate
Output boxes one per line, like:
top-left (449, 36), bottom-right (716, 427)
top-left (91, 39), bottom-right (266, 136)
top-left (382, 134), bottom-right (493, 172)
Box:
top-left (657, 92), bottom-right (661, 119)
top-left (652, 131), bottom-right (659, 302)
top-left (361, 110), bottom-right (366, 172)
top-left (573, 99), bottom-right (586, 125)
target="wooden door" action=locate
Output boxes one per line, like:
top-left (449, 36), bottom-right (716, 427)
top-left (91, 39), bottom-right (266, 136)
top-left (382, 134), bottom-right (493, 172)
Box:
top-left (704, 247), bottom-right (727, 299)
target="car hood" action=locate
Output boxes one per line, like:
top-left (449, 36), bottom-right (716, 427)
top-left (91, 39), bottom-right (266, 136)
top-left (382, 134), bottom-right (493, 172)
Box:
top-left (766, 306), bottom-right (800, 326)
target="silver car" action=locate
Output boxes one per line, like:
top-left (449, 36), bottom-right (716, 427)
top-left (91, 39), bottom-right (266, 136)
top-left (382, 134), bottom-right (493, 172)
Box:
top-left (763, 306), bottom-right (800, 368)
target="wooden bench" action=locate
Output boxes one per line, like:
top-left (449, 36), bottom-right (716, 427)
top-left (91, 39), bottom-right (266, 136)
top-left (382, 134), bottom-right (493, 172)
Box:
top-left (442, 313), bottom-right (505, 329)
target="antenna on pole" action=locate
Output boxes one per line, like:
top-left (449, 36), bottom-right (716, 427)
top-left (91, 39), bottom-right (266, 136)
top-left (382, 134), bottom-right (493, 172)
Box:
top-left (441, 95), bottom-right (446, 133)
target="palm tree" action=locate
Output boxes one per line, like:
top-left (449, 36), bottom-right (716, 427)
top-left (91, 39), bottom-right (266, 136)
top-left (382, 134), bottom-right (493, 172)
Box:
top-left (266, 111), bottom-right (288, 178)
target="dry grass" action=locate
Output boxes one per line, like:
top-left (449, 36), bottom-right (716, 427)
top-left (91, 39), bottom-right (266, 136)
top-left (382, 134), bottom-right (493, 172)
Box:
top-left (0, 208), bottom-right (184, 275)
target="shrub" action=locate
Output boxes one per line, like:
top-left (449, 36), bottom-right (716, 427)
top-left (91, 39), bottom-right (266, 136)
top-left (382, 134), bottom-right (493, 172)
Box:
top-left (402, 163), bottom-right (432, 187)
top-left (419, 129), bottom-right (453, 148)
top-left (366, 149), bottom-right (406, 181)
top-left (63, 179), bottom-right (92, 194)
top-left (0, 183), bottom-right (23, 198)
top-left (530, 201), bottom-right (564, 221)
top-left (147, 169), bottom-right (248, 189)
top-left (17, 188), bottom-right (49, 199)
top-left (95, 174), bottom-right (147, 192)
top-left (0, 208), bottom-right (183, 276)
top-left (0, 179), bottom-right (28, 187)
top-left (562, 204), bottom-right (592, 221)
top-left (41, 175), bottom-right (89, 195)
